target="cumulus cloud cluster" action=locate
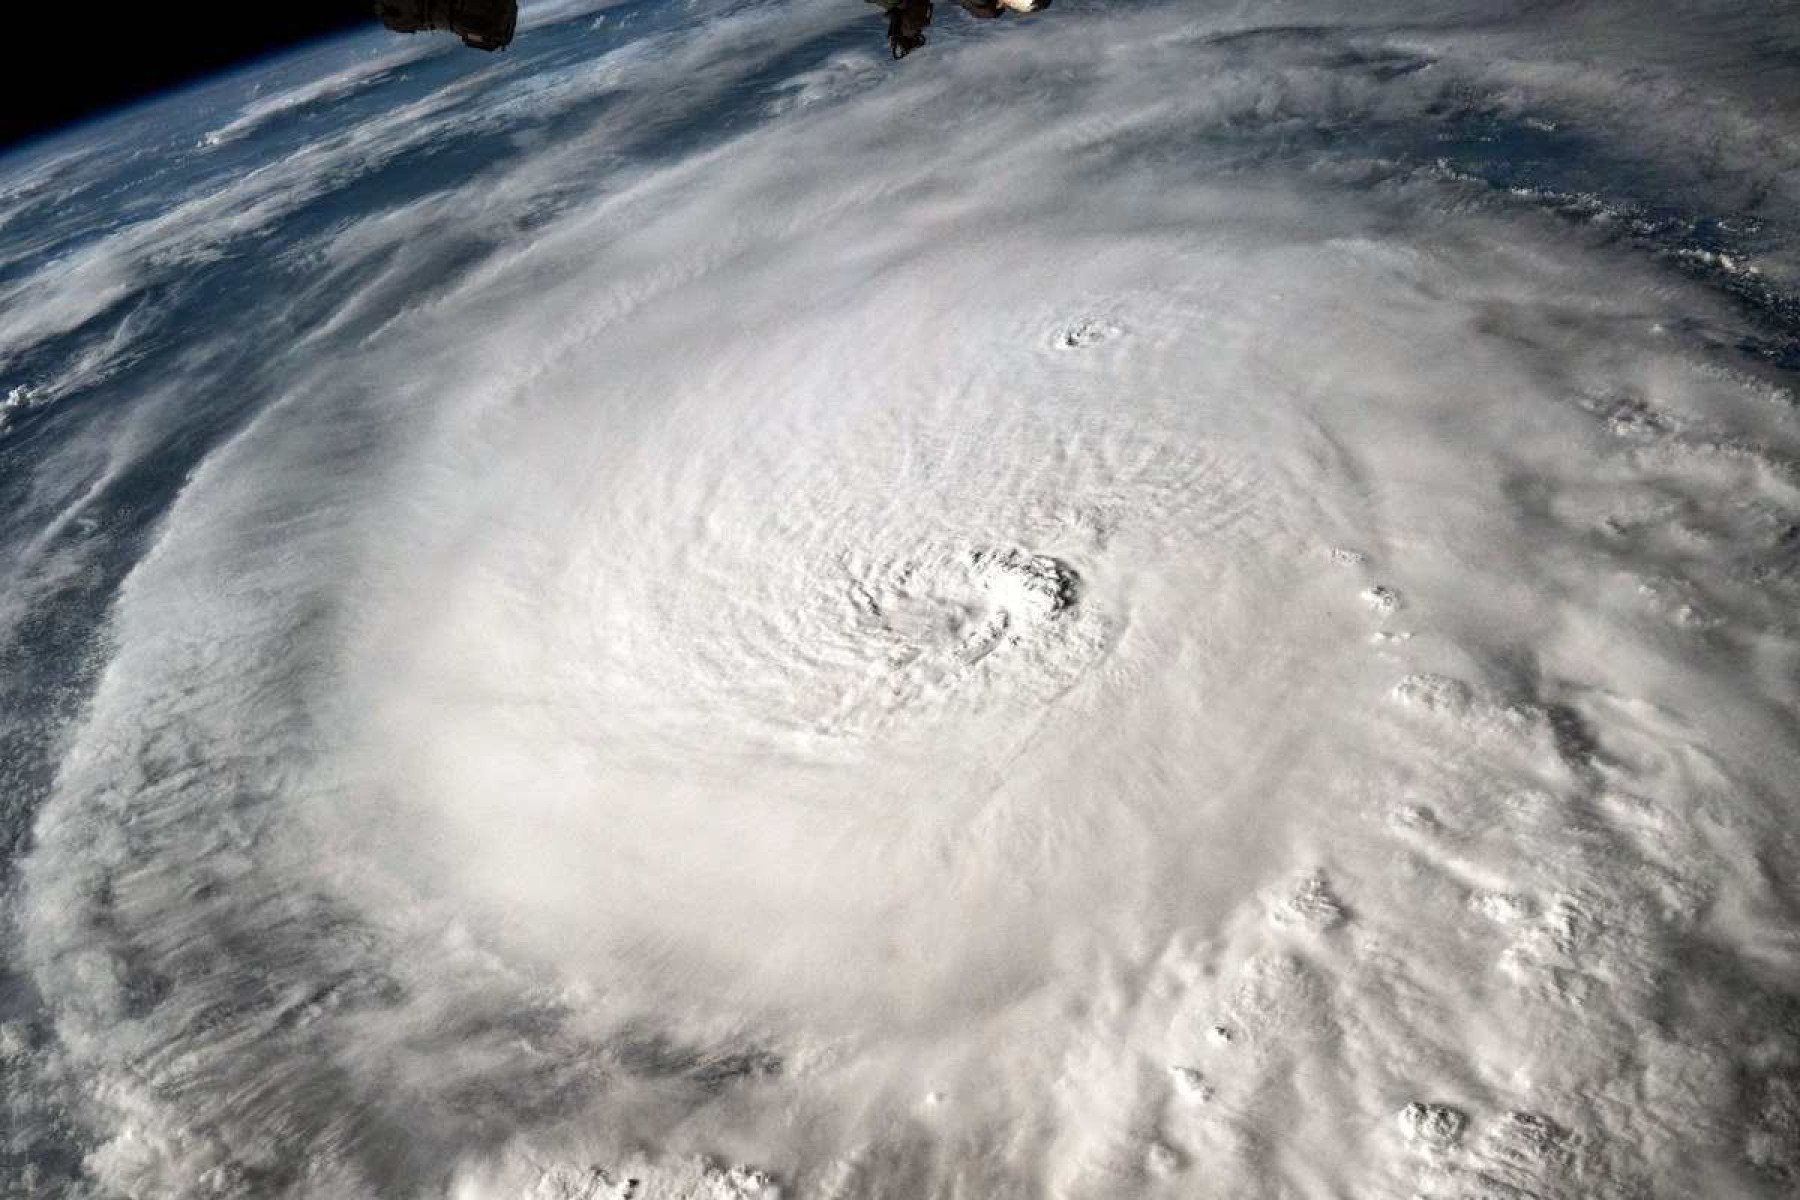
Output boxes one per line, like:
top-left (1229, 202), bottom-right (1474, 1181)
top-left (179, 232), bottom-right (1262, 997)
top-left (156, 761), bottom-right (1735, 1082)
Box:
top-left (2, 1), bottom-right (1799, 1197)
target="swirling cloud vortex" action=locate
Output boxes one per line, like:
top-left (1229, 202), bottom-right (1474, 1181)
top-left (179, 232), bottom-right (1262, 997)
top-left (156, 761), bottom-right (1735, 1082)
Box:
top-left (5, 1), bottom-right (1800, 1197)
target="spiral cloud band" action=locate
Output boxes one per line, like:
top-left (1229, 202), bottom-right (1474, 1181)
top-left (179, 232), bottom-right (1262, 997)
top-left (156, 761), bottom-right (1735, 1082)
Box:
top-left (3, 1), bottom-right (1800, 1197)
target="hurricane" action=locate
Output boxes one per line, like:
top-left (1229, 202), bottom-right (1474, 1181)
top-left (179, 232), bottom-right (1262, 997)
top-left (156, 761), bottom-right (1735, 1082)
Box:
top-left (3, 1), bottom-right (1799, 1197)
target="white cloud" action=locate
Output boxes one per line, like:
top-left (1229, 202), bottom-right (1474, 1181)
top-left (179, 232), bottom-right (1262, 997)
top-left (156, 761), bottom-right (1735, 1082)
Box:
top-left (7, 1), bottom-right (1800, 1197)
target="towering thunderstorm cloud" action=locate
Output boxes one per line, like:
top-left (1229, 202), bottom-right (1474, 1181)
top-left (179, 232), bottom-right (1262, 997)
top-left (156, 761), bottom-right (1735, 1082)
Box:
top-left (2, 1), bottom-right (1799, 1196)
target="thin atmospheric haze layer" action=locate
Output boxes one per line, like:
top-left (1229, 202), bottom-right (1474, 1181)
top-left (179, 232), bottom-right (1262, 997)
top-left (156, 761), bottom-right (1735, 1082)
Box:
top-left (2, 0), bottom-right (1800, 1197)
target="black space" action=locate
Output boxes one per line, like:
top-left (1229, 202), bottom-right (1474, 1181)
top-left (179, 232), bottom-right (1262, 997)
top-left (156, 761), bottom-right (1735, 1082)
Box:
top-left (3, 2), bottom-right (381, 152)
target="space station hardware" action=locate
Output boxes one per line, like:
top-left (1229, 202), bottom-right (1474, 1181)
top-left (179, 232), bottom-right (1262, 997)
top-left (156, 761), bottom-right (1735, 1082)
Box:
top-left (866, 0), bottom-right (1051, 60)
top-left (374, 0), bottom-right (518, 51)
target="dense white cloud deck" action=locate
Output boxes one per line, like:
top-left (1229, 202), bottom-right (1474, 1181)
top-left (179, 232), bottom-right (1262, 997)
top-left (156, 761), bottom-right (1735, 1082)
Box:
top-left (2, 1), bottom-right (1799, 1197)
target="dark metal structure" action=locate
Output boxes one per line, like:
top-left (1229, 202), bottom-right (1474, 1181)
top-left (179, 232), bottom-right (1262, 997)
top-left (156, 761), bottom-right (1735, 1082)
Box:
top-left (865, 0), bottom-right (1051, 60)
top-left (374, 0), bottom-right (517, 51)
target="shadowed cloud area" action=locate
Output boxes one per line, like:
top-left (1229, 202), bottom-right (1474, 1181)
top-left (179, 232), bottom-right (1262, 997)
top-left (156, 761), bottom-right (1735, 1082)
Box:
top-left (2, 1), bottom-right (1800, 1197)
